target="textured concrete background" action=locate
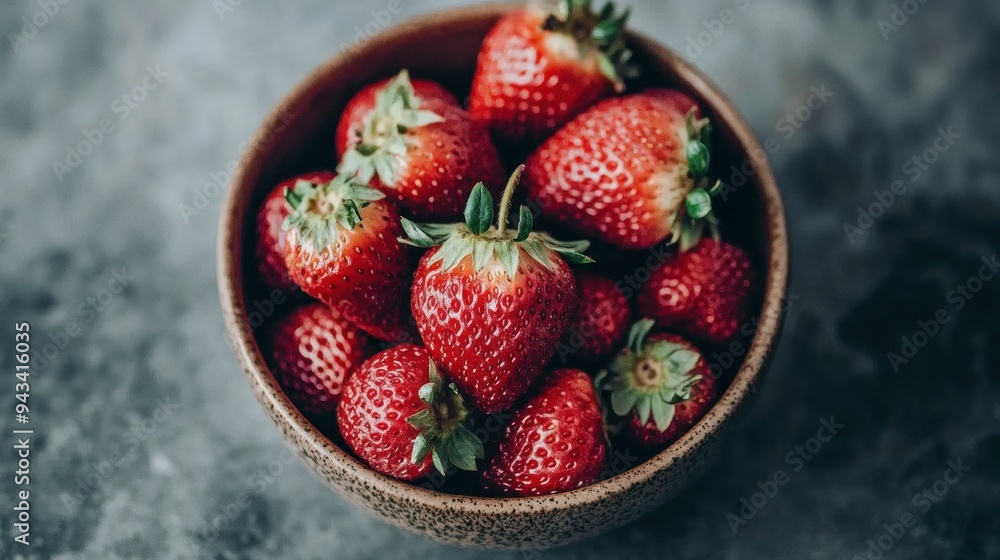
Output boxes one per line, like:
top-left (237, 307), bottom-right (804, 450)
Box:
top-left (1, 0), bottom-right (998, 558)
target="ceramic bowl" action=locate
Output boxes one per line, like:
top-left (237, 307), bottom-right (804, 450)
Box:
top-left (218, 3), bottom-right (788, 550)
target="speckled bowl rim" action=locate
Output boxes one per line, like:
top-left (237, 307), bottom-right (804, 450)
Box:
top-left (219, 2), bottom-right (788, 518)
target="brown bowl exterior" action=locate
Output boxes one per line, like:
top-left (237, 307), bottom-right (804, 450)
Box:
top-left (218, 3), bottom-right (789, 550)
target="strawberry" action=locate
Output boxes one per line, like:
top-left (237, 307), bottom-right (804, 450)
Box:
top-left (554, 272), bottom-right (632, 365)
top-left (605, 320), bottom-right (717, 451)
top-left (469, 1), bottom-right (635, 146)
top-left (637, 238), bottom-right (757, 345)
top-left (483, 368), bottom-right (607, 497)
top-left (401, 166), bottom-right (592, 413)
top-left (337, 344), bottom-right (483, 481)
top-left (281, 173), bottom-right (415, 342)
top-left (523, 89), bottom-right (728, 250)
top-left (335, 70), bottom-right (505, 220)
top-left (267, 303), bottom-right (370, 417)
top-left (256, 172), bottom-right (334, 290)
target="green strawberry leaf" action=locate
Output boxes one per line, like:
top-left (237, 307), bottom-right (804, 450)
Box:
top-left (411, 433), bottom-right (432, 464)
top-left (610, 386), bottom-right (640, 417)
top-left (680, 217), bottom-right (706, 252)
top-left (591, 19), bottom-right (619, 43)
top-left (336, 70), bottom-right (443, 187)
top-left (596, 53), bottom-right (619, 88)
top-left (284, 185), bottom-right (304, 210)
top-left (436, 237), bottom-right (475, 271)
top-left (448, 426), bottom-right (484, 471)
top-left (521, 237), bottom-right (555, 269)
top-left (650, 399), bottom-right (676, 432)
top-left (686, 188), bottom-right (713, 220)
top-left (399, 218), bottom-right (437, 248)
top-left (558, 250), bottom-right (595, 265)
top-left (516, 206), bottom-right (533, 242)
top-left (627, 318), bottom-right (656, 355)
top-left (686, 140), bottom-right (710, 179)
top-left (494, 240), bottom-right (519, 280)
top-left (666, 349), bottom-right (701, 377)
top-left (418, 382), bottom-right (436, 404)
top-left (431, 447), bottom-right (447, 476)
top-left (464, 183), bottom-right (494, 235)
top-left (471, 238), bottom-right (493, 272)
top-left (635, 397), bottom-right (652, 425)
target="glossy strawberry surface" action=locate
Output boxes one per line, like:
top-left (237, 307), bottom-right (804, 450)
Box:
top-left (336, 77), bottom-right (504, 220)
top-left (283, 199), bottom-right (415, 342)
top-left (619, 333), bottom-right (718, 451)
top-left (469, 7), bottom-right (616, 146)
top-left (637, 238), bottom-right (757, 345)
top-left (556, 272), bottom-right (632, 365)
top-left (255, 172), bottom-right (334, 290)
top-left (411, 249), bottom-right (577, 413)
top-left (335, 78), bottom-right (458, 156)
top-left (523, 90), bottom-right (701, 250)
top-left (268, 303), bottom-right (370, 417)
top-left (483, 368), bottom-right (607, 497)
top-left (337, 345), bottom-right (436, 480)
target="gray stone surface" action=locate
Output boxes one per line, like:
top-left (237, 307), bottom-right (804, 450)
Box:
top-left (1, 0), bottom-right (998, 558)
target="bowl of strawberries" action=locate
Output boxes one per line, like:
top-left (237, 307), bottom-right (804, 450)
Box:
top-left (219, 0), bottom-right (788, 550)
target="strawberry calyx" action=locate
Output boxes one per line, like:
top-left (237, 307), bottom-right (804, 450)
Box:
top-left (399, 165), bottom-right (594, 279)
top-left (540, 0), bottom-right (637, 92)
top-left (406, 359), bottom-right (484, 475)
top-left (338, 70), bottom-right (445, 187)
top-left (671, 108), bottom-right (725, 251)
top-left (606, 319), bottom-right (703, 432)
top-left (282, 174), bottom-right (385, 251)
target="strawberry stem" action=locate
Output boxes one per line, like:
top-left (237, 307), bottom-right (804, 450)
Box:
top-left (497, 165), bottom-right (525, 237)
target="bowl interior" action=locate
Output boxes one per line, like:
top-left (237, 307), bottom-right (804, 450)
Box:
top-left (221, 2), bottom-right (786, 522)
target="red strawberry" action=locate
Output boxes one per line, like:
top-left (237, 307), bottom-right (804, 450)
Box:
top-left (605, 320), bottom-right (717, 451)
top-left (483, 368), bottom-right (607, 496)
top-left (402, 167), bottom-right (592, 413)
top-left (337, 344), bottom-right (483, 481)
top-left (336, 70), bottom-right (505, 220)
top-left (469, 2), bottom-right (635, 146)
top-left (267, 303), bottom-right (370, 417)
top-left (524, 89), bottom-right (727, 250)
top-left (637, 238), bottom-right (757, 345)
top-left (281, 173), bottom-right (415, 342)
top-left (555, 272), bottom-right (632, 365)
top-left (256, 172), bottom-right (334, 289)
top-left (335, 78), bottom-right (457, 156)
